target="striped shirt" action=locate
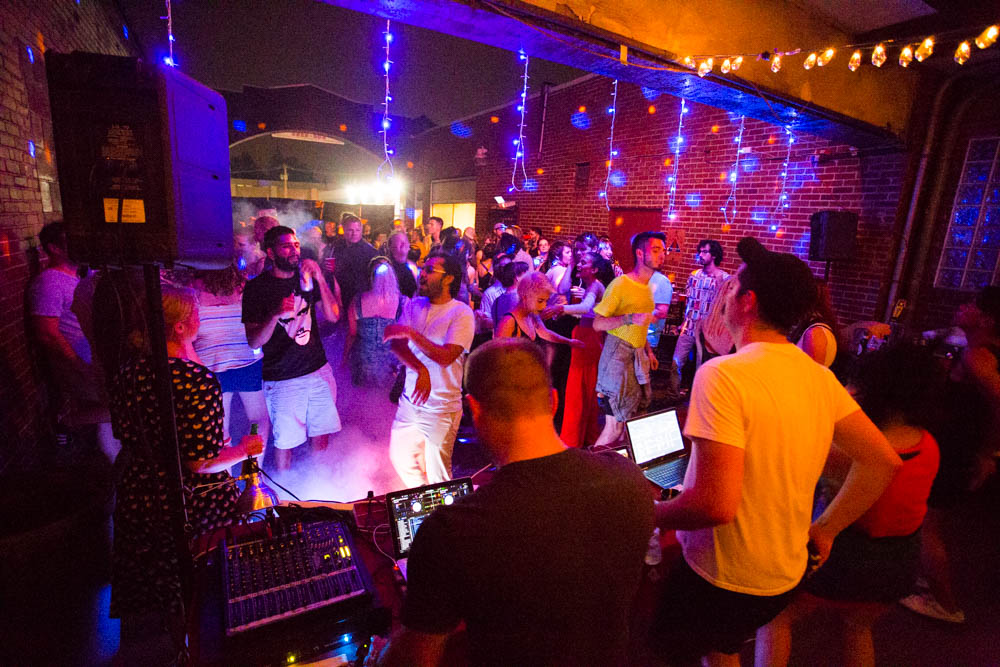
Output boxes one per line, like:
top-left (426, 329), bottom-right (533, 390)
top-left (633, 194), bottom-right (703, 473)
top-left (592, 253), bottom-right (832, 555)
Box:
top-left (193, 301), bottom-right (260, 373)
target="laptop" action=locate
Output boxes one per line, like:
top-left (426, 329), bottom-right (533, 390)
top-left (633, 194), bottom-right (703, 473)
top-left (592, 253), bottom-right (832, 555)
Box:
top-left (625, 408), bottom-right (689, 490)
top-left (385, 478), bottom-right (474, 581)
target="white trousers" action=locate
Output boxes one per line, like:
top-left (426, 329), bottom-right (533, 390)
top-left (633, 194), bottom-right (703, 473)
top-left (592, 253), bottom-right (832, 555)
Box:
top-left (389, 398), bottom-right (462, 489)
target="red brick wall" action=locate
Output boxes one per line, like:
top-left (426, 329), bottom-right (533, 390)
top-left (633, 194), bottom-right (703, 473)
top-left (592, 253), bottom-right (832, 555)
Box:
top-left (413, 75), bottom-right (908, 328)
top-left (0, 0), bottom-right (135, 472)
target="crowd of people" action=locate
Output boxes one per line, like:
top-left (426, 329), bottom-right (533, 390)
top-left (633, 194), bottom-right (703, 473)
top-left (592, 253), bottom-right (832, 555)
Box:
top-left (26, 212), bottom-right (1000, 664)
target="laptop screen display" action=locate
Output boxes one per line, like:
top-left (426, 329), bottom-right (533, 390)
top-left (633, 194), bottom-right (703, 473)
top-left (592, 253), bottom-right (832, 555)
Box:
top-left (387, 479), bottom-right (474, 557)
top-left (627, 410), bottom-right (684, 466)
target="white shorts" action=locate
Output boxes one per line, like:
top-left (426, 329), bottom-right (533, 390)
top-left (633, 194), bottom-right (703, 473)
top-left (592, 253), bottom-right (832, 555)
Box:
top-left (264, 363), bottom-right (341, 449)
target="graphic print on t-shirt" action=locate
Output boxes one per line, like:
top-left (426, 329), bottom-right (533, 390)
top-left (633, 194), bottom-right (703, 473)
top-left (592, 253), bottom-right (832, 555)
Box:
top-left (279, 293), bottom-right (312, 346)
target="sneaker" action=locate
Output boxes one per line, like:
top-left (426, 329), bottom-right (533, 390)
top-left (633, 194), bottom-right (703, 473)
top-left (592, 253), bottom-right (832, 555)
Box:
top-left (899, 592), bottom-right (966, 623)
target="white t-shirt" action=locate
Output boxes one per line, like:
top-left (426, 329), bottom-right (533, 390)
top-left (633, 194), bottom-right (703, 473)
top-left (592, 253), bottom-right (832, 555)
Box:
top-left (398, 297), bottom-right (475, 413)
top-left (679, 342), bottom-right (859, 596)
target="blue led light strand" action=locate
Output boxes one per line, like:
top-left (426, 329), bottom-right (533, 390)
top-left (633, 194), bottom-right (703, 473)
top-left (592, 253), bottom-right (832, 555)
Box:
top-left (665, 98), bottom-right (688, 221)
top-left (509, 50), bottom-right (530, 192)
top-left (377, 19), bottom-right (394, 180)
top-left (772, 126), bottom-right (795, 220)
top-left (161, 0), bottom-right (177, 67)
top-left (600, 79), bottom-right (619, 210)
top-left (721, 115), bottom-right (746, 226)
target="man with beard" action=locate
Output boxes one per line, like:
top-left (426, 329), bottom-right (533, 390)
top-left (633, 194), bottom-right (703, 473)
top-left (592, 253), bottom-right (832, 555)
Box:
top-left (672, 239), bottom-right (729, 397)
top-left (242, 226), bottom-right (343, 471)
top-left (592, 231), bottom-right (665, 447)
top-left (384, 251), bottom-right (475, 487)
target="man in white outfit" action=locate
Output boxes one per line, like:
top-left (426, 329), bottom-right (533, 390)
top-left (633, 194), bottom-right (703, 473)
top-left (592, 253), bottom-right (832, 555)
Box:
top-left (385, 251), bottom-right (475, 488)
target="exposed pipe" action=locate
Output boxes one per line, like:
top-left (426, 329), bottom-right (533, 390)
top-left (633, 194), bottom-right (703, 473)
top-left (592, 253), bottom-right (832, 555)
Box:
top-left (538, 83), bottom-right (551, 155)
top-left (881, 75), bottom-right (956, 322)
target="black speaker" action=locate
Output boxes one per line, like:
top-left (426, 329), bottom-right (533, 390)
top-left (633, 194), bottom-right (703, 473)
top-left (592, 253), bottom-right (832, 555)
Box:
top-left (809, 210), bottom-right (858, 262)
top-left (46, 52), bottom-right (232, 268)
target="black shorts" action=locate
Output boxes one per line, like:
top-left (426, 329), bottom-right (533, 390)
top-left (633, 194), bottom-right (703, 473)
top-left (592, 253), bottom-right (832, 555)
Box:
top-left (804, 528), bottom-right (920, 603)
top-left (650, 557), bottom-right (799, 659)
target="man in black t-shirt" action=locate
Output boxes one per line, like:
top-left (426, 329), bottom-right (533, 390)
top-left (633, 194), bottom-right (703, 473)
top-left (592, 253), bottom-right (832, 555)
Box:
top-left (243, 226), bottom-right (343, 471)
top-left (333, 214), bottom-right (378, 315)
top-left (378, 339), bottom-right (654, 666)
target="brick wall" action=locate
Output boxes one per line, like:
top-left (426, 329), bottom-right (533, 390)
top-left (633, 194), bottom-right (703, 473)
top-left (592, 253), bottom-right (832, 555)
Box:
top-left (413, 75), bottom-right (909, 328)
top-left (0, 0), bottom-right (135, 473)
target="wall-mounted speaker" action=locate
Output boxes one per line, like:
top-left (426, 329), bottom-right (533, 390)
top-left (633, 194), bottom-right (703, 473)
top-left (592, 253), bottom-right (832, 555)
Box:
top-left (47, 52), bottom-right (232, 268)
top-left (809, 210), bottom-right (858, 262)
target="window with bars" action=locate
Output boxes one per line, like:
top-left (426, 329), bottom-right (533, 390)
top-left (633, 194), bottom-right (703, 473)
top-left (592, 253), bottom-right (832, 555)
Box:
top-left (935, 137), bottom-right (1000, 290)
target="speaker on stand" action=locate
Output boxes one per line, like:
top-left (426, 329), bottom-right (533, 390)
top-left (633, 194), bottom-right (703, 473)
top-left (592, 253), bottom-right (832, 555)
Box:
top-left (809, 210), bottom-right (858, 281)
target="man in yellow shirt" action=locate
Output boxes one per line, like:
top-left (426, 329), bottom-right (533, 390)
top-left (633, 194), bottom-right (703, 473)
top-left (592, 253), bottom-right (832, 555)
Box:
top-left (592, 231), bottom-right (665, 447)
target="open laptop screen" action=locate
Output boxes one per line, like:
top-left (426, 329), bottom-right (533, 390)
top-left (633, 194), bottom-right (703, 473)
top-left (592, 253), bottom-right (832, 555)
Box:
top-left (386, 478), bottom-right (474, 558)
top-left (626, 409), bottom-right (684, 466)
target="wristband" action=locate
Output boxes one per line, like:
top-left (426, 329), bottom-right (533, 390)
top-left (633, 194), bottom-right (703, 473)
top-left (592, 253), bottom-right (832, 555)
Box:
top-left (624, 313), bottom-right (634, 326)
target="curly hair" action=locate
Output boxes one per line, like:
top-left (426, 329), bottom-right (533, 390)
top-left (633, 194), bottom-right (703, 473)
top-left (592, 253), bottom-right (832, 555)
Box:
top-left (194, 265), bottom-right (245, 297)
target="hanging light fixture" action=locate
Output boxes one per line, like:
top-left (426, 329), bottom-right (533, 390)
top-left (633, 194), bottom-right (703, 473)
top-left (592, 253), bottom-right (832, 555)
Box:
top-left (915, 37), bottom-right (934, 62)
top-left (848, 50), bottom-right (862, 71)
top-left (721, 58), bottom-right (732, 74)
top-left (872, 43), bottom-right (887, 67)
top-left (817, 48), bottom-right (835, 66)
top-left (899, 45), bottom-right (914, 67)
top-left (954, 41), bottom-right (971, 65)
top-left (731, 55), bottom-right (743, 72)
top-left (697, 58), bottom-right (714, 77)
top-left (771, 53), bottom-right (783, 73)
top-left (975, 25), bottom-right (998, 49)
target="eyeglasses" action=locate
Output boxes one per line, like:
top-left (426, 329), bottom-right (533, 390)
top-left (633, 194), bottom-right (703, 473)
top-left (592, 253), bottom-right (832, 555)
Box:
top-left (421, 265), bottom-right (446, 275)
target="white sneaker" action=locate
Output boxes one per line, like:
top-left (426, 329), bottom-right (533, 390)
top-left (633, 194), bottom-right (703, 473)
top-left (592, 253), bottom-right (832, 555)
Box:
top-left (899, 592), bottom-right (966, 623)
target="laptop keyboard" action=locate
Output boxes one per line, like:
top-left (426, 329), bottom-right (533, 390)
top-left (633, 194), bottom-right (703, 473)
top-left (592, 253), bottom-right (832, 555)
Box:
top-left (645, 462), bottom-right (685, 488)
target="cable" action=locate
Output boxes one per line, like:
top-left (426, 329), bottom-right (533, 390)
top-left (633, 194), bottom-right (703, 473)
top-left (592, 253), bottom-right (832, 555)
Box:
top-left (369, 523), bottom-right (398, 565)
top-left (259, 468), bottom-right (301, 501)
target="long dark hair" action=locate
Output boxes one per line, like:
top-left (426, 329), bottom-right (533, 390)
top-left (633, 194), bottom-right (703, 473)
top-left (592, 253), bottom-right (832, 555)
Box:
top-left (541, 241), bottom-right (570, 274)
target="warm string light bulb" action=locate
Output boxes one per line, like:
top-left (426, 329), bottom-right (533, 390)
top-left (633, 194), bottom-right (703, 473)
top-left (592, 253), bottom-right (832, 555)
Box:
top-left (872, 43), bottom-right (887, 67)
top-left (955, 41), bottom-right (971, 65)
top-left (899, 45), bottom-right (914, 67)
top-left (771, 53), bottom-right (782, 73)
top-left (721, 58), bottom-right (732, 74)
top-left (803, 52), bottom-right (817, 70)
top-left (848, 50), bottom-right (862, 71)
top-left (915, 37), bottom-right (934, 62)
top-left (817, 48), bottom-right (835, 66)
top-left (697, 58), bottom-right (714, 77)
top-left (731, 56), bottom-right (743, 72)
top-left (682, 56), bottom-right (695, 68)
top-left (976, 25), bottom-right (998, 49)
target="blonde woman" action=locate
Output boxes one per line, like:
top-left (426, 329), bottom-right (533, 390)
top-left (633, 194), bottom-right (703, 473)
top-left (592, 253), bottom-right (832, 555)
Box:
top-left (495, 272), bottom-right (583, 349)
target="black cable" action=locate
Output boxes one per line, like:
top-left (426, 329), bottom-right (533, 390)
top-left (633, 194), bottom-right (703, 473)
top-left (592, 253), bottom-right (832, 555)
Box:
top-left (259, 467), bottom-right (301, 501)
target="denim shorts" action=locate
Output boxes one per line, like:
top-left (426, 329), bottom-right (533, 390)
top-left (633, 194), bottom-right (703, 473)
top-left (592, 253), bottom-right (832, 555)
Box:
top-left (216, 358), bottom-right (263, 393)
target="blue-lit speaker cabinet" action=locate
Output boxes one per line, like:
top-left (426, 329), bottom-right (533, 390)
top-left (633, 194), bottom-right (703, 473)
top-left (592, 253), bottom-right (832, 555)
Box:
top-left (46, 52), bottom-right (232, 269)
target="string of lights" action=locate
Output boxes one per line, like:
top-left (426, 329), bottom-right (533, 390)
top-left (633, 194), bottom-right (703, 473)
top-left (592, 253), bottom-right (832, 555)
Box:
top-left (686, 22), bottom-right (997, 75)
top-left (599, 79), bottom-right (619, 210)
top-left (377, 19), bottom-right (395, 181)
top-left (665, 98), bottom-right (688, 221)
top-left (161, 0), bottom-right (177, 67)
top-left (771, 126), bottom-right (795, 224)
top-left (509, 49), bottom-right (530, 193)
top-left (721, 115), bottom-right (746, 227)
